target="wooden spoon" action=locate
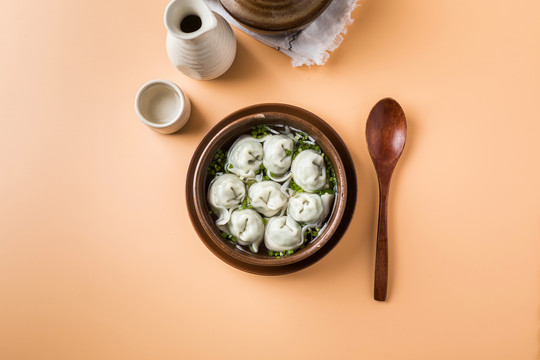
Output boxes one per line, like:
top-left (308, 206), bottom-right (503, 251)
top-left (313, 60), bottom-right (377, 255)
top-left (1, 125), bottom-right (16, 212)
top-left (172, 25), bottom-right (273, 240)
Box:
top-left (366, 98), bottom-right (407, 301)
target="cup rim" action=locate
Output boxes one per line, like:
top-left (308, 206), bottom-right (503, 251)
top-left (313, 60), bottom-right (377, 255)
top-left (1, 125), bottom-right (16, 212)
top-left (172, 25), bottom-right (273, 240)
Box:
top-left (135, 79), bottom-right (186, 128)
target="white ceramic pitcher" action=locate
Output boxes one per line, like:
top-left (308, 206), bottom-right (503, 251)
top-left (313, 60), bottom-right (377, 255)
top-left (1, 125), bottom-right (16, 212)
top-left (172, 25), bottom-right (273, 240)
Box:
top-left (164, 0), bottom-right (236, 80)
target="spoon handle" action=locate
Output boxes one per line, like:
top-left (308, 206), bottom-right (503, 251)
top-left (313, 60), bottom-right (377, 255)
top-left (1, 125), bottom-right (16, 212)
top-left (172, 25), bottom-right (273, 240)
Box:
top-left (374, 180), bottom-right (389, 301)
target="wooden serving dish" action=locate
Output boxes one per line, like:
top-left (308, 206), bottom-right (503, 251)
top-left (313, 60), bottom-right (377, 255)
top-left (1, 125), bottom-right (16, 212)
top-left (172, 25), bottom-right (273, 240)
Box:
top-left (185, 103), bottom-right (356, 275)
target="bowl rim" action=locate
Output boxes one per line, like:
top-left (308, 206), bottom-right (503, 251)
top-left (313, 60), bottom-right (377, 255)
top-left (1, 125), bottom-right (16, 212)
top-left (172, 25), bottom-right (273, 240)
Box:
top-left (134, 79), bottom-right (187, 129)
top-left (185, 103), bottom-right (357, 275)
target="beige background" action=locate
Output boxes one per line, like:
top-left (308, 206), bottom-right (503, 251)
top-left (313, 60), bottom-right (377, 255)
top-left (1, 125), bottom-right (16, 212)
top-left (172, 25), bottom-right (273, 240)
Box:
top-left (1, 0), bottom-right (539, 359)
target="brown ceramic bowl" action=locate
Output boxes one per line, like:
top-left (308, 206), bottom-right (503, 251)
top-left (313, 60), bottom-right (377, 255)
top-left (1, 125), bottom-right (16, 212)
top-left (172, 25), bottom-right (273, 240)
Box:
top-left (218, 0), bottom-right (333, 35)
top-left (186, 103), bottom-right (356, 275)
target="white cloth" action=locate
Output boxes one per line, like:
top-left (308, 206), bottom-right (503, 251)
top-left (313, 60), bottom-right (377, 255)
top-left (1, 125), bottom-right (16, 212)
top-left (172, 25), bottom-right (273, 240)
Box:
top-left (206, 0), bottom-right (359, 67)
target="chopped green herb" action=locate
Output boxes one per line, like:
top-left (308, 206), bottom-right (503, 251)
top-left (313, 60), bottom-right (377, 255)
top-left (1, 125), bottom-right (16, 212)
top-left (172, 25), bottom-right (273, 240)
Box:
top-left (289, 179), bottom-right (304, 193)
top-left (304, 227), bottom-right (320, 238)
top-left (239, 196), bottom-right (253, 210)
top-left (268, 248), bottom-right (295, 258)
top-left (207, 148), bottom-right (227, 178)
top-left (246, 179), bottom-right (257, 191)
top-left (291, 130), bottom-right (321, 160)
top-left (256, 163), bottom-right (266, 175)
top-left (251, 125), bottom-right (269, 139)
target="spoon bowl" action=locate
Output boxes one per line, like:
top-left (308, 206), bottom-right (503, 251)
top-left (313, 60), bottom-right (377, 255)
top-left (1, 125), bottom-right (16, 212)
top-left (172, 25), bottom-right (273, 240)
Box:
top-left (366, 99), bottom-right (407, 165)
top-left (366, 98), bottom-right (407, 301)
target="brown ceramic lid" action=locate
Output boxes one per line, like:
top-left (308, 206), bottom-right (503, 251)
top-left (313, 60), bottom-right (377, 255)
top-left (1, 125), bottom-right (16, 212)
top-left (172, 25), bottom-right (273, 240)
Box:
top-left (219, 0), bottom-right (333, 34)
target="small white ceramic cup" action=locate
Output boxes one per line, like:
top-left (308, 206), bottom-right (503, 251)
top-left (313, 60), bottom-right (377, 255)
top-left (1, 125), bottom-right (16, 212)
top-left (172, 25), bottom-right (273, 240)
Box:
top-left (135, 79), bottom-right (191, 134)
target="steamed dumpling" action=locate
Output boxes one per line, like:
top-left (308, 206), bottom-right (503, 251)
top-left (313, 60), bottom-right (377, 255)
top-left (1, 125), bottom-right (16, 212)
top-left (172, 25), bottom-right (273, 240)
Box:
top-left (228, 209), bottom-right (265, 252)
top-left (227, 136), bottom-right (263, 179)
top-left (264, 216), bottom-right (303, 251)
top-left (207, 174), bottom-right (246, 225)
top-left (287, 193), bottom-right (335, 225)
top-left (263, 135), bottom-right (294, 176)
top-left (248, 181), bottom-right (288, 217)
top-left (291, 150), bottom-right (327, 192)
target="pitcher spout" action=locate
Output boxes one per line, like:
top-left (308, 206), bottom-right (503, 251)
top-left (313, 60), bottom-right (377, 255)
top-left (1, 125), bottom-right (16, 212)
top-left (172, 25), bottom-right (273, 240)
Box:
top-left (164, 0), bottom-right (236, 80)
top-left (164, 0), bottom-right (217, 40)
